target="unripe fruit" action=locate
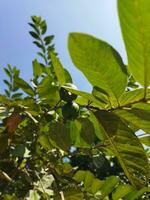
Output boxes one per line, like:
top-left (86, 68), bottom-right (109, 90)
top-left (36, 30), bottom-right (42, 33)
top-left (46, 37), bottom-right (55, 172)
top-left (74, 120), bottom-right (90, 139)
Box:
top-left (62, 102), bottom-right (79, 120)
top-left (59, 83), bottom-right (77, 102)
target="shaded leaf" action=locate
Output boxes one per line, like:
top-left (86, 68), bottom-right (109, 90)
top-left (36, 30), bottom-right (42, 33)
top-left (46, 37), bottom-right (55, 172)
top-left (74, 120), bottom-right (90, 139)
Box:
top-left (95, 111), bottom-right (149, 188)
top-left (49, 121), bottom-right (72, 151)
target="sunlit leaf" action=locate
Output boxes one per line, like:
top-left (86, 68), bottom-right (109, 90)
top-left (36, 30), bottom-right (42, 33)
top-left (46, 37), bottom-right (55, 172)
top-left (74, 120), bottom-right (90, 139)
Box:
top-left (118, 0), bottom-right (150, 96)
top-left (68, 33), bottom-right (127, 104)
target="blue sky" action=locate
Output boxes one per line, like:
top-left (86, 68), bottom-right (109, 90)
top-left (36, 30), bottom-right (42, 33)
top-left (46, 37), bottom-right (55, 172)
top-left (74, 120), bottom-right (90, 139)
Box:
top-left (0, 0), bottom-right (127, 93)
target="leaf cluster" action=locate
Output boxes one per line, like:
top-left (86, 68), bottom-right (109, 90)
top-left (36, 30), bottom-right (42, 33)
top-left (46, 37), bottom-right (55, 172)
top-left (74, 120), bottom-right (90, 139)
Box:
top-left (0, 1), bottom-right (150, 199)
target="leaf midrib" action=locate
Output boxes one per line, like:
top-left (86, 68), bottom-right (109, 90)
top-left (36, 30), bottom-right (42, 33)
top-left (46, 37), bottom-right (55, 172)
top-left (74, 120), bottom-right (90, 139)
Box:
top-left (98, 119), bottom-right (136, 187)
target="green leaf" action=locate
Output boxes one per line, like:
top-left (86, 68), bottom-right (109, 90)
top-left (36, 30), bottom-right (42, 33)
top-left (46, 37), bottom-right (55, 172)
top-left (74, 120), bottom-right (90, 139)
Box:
top-left (44, 35), bottom-right (54, 45)
top-left (33, 41), bottom-right (45, 52)
top-left (73, 170), bottom-right (104, 194)
top-left (2, 194), bottom-right (17, 200)
top-left (84, 170), bottom-right (95, 190)
top-left (28, 22), bottom-right (40, 34)
top-left (76, 118), bottom-right (96, 148)
top-left (140, 136), bottom-right (150, 146)
top-left (70, 117), bottom-right (102, 148)
top-left (89, 111), bottom-right (106, 141)
top-left (91, 178), bottom-right (103, 194)
top-left (14, 77), bottom-right (34, 96)
top-left (31, 16), bottom-right (42, 24)
top-left (3, 68), bottom-right (11, 78)
top-left (38, 134), bottom-right (52, 150)
top-left (36, 174), bottom-right (54, 190)
top-left (112, 184), bottom-right (134, 200)
top-left (49, 121), bottom-right (72, 151)
top-left (92, 86), bottom-right (110, 106)
top-left (32, 59), bottom-right (43, 77)
top-left (118, 89), bottom-right (145, 107)
top-left (40, 20), bottom-right (47, 34)
top-left (73, 170), bottom-right (86, 183)
top-left (118, 0), bottom-right (150, 96)
top-left (64, 69), bottom-right (72, 83)
top-left (68, 33), bottom-right (127, 103)
top-left (58, 187), bottom-right (84, 200)
top-left (124, 187), bottom-right (150, 200)
top-left (0, 95), bottom-right (10, 105)
top-left (3, 80), bottom-right (12, 90)
top-left (100, 176), bottom-right (119, 198)
top-left (50, 52), bottom-right (66, 85)
top-left (95, 111), bottom-right (149, 188)
top-left (11, 144), bottom-right (26, 157)
top-left (37, 76), bottom-right (59, 106)
top-left (11, 93), bottom-right (22, 99)
top-left (29, 31), bottom-right (39, 39)
top-left (27, 190), bottom-right (40, 200)
top-left (114, 103), bottom-right (150, 133)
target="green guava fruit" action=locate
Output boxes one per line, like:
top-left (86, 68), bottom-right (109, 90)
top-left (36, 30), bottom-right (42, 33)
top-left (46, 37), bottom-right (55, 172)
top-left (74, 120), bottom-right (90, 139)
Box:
top-left (62, 102), bottom-right (79, 120)
top-left (59, 83), bottom-right (77, 102)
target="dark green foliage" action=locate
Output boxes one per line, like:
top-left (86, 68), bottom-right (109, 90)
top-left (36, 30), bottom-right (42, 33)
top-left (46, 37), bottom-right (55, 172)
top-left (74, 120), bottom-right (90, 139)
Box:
top-left (0, 4), bottom-right (150, 199)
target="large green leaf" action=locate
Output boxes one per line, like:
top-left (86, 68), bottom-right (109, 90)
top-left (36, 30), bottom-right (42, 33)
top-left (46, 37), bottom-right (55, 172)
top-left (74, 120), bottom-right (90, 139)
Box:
top-left (68, 33), bottom-right (127, 103)
top-left (95, 111), bottom-right (149, 188)
top-left (114, 103), bottom-right (150, 133)
top-left (118, 0), bottom-right (150, 96)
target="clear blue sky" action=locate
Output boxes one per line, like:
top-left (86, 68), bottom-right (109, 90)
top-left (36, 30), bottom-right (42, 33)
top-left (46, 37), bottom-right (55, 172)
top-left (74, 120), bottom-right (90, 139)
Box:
top-left (0, 0), bottom-right (127, 93)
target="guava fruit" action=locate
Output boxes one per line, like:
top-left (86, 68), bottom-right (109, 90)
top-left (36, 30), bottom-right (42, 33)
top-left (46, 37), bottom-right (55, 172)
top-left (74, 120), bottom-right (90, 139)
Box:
top-left (62, 102), bottom-right (79, 120)
top-left (59, 83), bottom-right (77, 102)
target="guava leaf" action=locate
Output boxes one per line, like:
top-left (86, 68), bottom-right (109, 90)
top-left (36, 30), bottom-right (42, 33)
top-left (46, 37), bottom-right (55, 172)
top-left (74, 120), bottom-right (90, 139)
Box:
top-left (95, 111), bottom-right (149, 188)
top-left (68, 33), bottom-right (127, 105)
top-left (118, 0), bottom-right (150, 96)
